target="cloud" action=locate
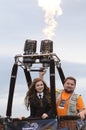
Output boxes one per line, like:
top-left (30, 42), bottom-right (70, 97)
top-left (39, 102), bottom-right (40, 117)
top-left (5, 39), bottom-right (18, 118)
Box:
top-left (0, 0), bottom-right (86, 117)
top-left (61, 61), bottom-right (86, 78)
top-left (0, 60), bottom-right (86, 117)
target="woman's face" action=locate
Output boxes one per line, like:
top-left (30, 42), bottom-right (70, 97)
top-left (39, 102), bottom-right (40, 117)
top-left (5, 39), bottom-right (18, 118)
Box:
top-left (35, 81), bottom-right (44, 93)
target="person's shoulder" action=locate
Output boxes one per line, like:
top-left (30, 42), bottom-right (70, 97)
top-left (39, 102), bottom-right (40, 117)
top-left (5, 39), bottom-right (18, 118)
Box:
top-left (55, 89), bottom-right (63, 101)
top-left (77, 94), bottom-right (83, 99)
top-left (73, 92), bottom-right (82, 99)
top-left (56, 89), bottom-right (63, 94)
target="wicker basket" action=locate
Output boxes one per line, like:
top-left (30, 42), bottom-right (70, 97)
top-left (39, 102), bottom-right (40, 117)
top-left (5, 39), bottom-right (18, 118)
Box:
top-left (58, 119), bottom-right (77, 130)
top-left (58, 116), bottom-right (79, 130)
top-left (0, 124), bottom-right (3, 130)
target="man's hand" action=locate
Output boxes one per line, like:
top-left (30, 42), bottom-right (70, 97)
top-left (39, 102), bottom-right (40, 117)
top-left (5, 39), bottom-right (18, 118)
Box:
top-left (78, 110), bottom-right (86, 120)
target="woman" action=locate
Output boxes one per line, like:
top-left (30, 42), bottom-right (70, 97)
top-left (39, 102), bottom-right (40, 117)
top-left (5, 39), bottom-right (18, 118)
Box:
top-left (24, 78), bottom-right (53, 119)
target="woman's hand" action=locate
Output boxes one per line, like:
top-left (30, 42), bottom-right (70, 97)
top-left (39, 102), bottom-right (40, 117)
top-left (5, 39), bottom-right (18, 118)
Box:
top-left (41, 113), bottom-right (48, 119)
top-left (18, 116), bottom-right (25, 120)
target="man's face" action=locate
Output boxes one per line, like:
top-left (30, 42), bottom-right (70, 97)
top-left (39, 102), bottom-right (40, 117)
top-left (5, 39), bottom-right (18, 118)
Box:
top-left (64, 79), bottom-right (76, 93)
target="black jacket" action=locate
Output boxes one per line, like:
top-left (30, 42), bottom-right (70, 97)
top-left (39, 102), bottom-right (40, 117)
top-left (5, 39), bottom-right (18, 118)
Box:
top-left (29, 95), bottom-right (53, 118)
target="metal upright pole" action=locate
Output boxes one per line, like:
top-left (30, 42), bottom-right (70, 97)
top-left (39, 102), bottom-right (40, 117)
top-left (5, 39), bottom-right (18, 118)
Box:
top-left (50, 58), bottom-right (57, 117)
top-left (6, 63), bottom-right (18, 117)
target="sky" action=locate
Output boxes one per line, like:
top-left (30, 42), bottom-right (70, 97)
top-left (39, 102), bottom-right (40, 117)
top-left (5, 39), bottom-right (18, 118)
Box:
top-left (0, 0), bottom-right (86, 118)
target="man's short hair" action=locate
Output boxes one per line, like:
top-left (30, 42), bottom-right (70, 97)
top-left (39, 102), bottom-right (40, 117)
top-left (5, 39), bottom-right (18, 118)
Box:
top-left (64, 76), bottom-right (76, 85)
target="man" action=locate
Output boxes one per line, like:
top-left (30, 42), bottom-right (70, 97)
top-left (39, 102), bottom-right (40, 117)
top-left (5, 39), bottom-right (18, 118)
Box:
top-left (39, 70), bottom-right (85, 116)
top-left (56, 76), bottom-right (85, 116)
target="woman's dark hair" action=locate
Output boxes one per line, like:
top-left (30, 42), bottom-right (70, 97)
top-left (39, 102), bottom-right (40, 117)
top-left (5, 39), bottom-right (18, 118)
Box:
top-left (24, 78), bottom-right (51, 110)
